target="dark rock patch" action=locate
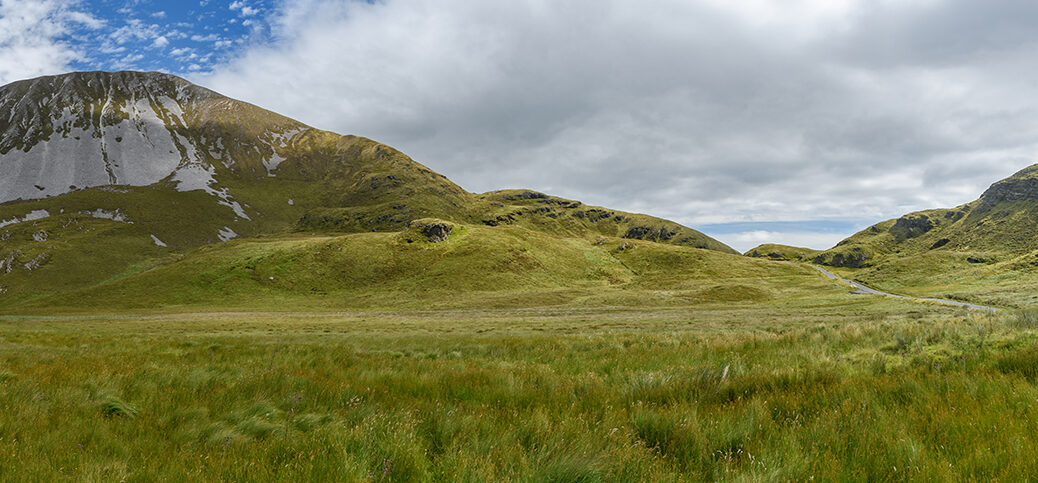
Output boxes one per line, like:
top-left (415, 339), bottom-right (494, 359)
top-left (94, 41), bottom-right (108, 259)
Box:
top-left (421, 222), bottom-right (453, 243)
top-left (623, 226), bottom-right (678, 242)
top-left (615, 242), bottom-right (635, 252)
top-left (977, 176), bottom-right (1038, 212)
top-left (818, 250), bottom-right (871, 268)
top-left (578, 209), bottom-right (614, 223)
top-left (483, 210), bottom-right (523, 226)
top-left (515, 191), bottom-right (547, 200)
top-left (890, 215), bottom-right (934, 241)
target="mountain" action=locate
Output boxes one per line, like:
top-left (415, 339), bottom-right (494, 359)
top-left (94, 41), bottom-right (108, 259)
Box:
top-left (816, 164), bottom-right (1038, 268)
top-left (814, 164), bottom-right (1038, 307)
top-left (1, 70), bottom-right (312, 204)
top-left (0, 71), bottom-right (746, 309)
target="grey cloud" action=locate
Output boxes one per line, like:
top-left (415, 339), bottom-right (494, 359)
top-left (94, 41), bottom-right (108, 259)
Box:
top-left (197, 0), bottom-right (1038, 246)
top-left (836, 0), bottom-right (1038, 68)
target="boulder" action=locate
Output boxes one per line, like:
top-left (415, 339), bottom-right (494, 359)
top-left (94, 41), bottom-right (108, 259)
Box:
top-left (421, 222), bottom-right (453, 243)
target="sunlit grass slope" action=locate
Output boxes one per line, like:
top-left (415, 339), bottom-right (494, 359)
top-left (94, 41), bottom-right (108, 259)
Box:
top-left (7, 221), bottom-right (810, 313)
top-left (2, 301), bottom-right (1037, 480)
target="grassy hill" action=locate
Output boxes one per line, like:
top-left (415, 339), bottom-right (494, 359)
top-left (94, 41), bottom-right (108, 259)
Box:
top-left (0, 71), bottom-right (739, 309)
top-left (745, 244), bottom-right (821, 261)
top-left (7, 219), bottom-right (807, 313)
top-left (813, 164), bottom-right (1038, 306)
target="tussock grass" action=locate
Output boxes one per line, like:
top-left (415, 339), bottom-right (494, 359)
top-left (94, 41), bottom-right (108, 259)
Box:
top-left (1009, 308), bottom-right (1038, 328)
top-left (99, 396), bottom-right (138, 419)
top-left (0, 303), bottom-right (1035, 480)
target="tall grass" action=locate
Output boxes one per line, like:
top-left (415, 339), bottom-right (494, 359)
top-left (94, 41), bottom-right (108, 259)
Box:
top-left (1009, 307), bottom-right (1038, 328)
top-left (0, 305), bottom-right (1035, 480)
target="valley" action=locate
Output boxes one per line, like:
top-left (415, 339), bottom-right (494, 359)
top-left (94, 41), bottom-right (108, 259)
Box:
top-left (1, 71), bottom-right (1037, 480)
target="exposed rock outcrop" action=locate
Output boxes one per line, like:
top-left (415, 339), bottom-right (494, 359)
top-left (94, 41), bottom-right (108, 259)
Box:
top-left (623, 226), bottom-right (678, 242)
top-left (422, 222), bottom-right (453, 243)
top-left (976, 167), bottom-right (1038, 212)
top-left (890, 214), bottom-right (934, 241)
top-left (408, 219), bottom-right (454, 243)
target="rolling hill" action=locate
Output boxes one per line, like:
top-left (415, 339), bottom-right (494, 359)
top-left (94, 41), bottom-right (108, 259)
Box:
top-left (745, 244), bottom-right (821, 262)
top-left (0, 71), bottom-right (787, 311)
top-left (814, 164), bottom-right (1038, 307)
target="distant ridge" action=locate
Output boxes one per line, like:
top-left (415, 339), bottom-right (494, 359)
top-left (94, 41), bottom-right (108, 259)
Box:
top-left (745, 244), bottom-right (820, 262)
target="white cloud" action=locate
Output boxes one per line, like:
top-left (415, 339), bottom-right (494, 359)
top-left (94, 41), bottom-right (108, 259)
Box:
top-left (109, 19), bottom-right (161, 45)
top-left (711, 231), bottom-right (855, 254)
top-left (64, 10), bottom-right (105, 30)
top-left (229, 1), bottom-right (257, 16)
top-left (170, 47), bottom-right (194, 57)
top-left (111, 52), bottom-right (145, 69)
top-left (0, 0), bottom-right (101, 84)
top-left (153, 35), bottom-right (169, 49)
top-left (99, 44), bottom-right (126, 54)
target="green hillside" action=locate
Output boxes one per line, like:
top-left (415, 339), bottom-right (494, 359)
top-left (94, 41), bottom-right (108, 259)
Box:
top-left (745, 244), bottom-right (821, 261)
top-left (813, 164), bottom-right (1038, 306)
top-left (0, 71), bottom-right (743, 309)
top-left (817, 165), bottom-right (1038, 267)
top-left (7, 218), bottom-right (809, 313)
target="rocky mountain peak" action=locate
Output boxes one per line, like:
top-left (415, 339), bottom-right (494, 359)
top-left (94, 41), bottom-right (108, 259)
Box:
top-left (976, 163), bottom-right (1038, 212)
top-left (0, 71), bottom-right (309, 205)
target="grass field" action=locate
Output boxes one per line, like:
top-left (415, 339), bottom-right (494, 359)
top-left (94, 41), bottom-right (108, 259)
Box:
top-left (2, 290), bottom-right (1037, 481)
top-left (10, 70), bottom-right (1038, 481)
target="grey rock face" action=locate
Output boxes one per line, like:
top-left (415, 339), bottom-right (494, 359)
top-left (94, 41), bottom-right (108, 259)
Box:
top-left (0, 71), bottom-right (309, 206)
top-left (623, 226), bottom-right (678, 242)
top-left (0, 72), bottom-right (206, 203)
top-left (890, 215), bottom-right (934, 241)
top-left (977, 177), bottom-right (1038, 212)
top-left (422, 222), bottom-right (453, 243)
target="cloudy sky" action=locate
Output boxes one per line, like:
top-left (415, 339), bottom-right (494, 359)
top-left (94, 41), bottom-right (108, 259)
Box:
top-left (2, 0), bottom-right (1036, 252)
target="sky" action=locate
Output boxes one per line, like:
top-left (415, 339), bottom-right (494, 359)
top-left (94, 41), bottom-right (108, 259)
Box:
top-left (2, 0), bottom-right (1037, 252)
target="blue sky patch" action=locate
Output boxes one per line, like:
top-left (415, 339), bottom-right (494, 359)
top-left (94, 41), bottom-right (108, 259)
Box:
top-left (67, 0), bottom-right (276, 74)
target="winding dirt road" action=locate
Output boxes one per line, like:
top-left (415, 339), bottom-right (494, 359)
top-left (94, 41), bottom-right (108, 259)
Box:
top-left (810, 265), bottom-right (999, 311)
